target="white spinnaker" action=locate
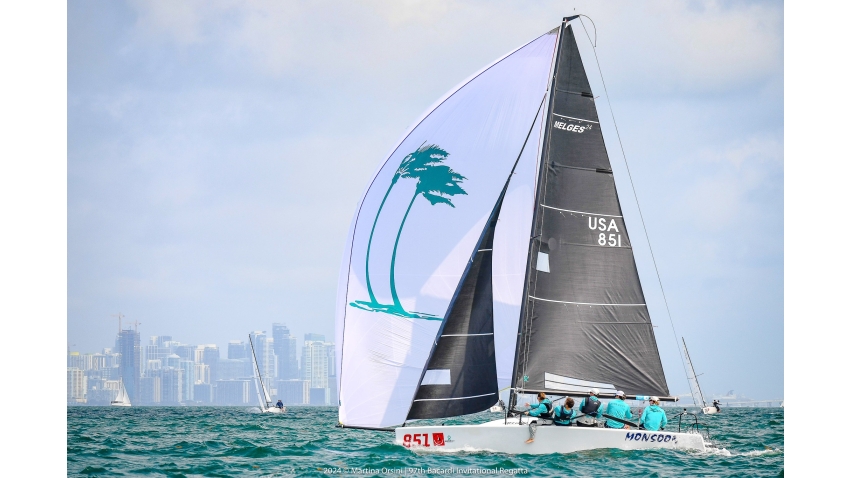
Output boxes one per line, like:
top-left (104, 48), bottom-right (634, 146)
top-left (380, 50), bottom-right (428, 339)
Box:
top-left (336, 32), bottom-right (558, 428)
top-left (492, 104), bottom-right (545, 391)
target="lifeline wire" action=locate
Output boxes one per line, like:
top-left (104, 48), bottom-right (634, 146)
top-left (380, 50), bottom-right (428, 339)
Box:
top-left (578, 16), bottom-right (692, 389)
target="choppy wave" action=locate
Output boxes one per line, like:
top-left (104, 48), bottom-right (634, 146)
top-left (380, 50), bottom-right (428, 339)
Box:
top-left (68, 406), bottom-right (783, 476)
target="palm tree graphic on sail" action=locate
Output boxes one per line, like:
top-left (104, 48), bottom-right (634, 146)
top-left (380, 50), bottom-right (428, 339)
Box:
top-left (351, 144), bottom-right (467, 319)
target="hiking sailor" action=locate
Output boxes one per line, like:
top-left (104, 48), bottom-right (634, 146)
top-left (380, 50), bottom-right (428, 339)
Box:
top-left (604, 390), bottom-right (633, 429)
top-left (275, 399), bottom-right (284, 410)
top-left (575, 388), bottom-right (603, 427)
top-left (639, 396), bottom-right (668, 430)
top-left (712, 399), bottom-right (721, 412)
top-left (553, 397), bottom-right (576, 426)
top-left (523, 392), bottom-right (553, 443)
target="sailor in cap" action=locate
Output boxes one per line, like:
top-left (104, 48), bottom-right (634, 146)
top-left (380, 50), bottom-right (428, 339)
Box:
top-left (639, 396), bottom-right (668, 431)
top-left (604, 390), bottom-right (634, 429)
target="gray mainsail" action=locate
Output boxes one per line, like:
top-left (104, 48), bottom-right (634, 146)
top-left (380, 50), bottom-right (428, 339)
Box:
top-left (512, 22), bottom-right (670, 398)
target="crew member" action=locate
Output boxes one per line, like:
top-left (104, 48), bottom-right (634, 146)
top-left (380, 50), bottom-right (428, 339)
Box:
top-left (553, 397), bottom-right (576, 426)
top-left (639, 396), bottom-right (668, 431)
top-left (275, 399), bottom-right (284, 410)
top-left (576, 388), bottom-right (603, 426)
top-left (604, 391), bottom-right (633, 429)
top-left (712, 399), bottom-right (721, 412)
top-left (524, 392), bottom-right (553, 443)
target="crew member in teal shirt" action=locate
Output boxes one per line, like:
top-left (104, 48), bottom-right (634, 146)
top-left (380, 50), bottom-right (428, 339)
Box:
top-left (639, 396), bottom-right (668, 431)
top-left (553, 397), bottom-right (576, 426)
top-left (604, 390), bottom-right (633, 429)
top-left (524, 392), bottom-right (553, 418)
top-left (524, 392), bottom-right (553, 443)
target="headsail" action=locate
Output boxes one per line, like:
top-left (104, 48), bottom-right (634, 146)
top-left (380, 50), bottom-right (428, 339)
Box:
top-left (406, 194), bottom-right (503, 419)
top-left (513, 23), bottom-right (669, 398)
top-left (336, 31), bottom-right (558, 429)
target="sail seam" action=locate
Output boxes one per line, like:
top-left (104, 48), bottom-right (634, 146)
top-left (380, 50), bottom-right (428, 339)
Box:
top-left (413, 392), bottom-right (496, 402)
top-left (559, 242), bottom-right (632, 250)
top-left (552, 113), bottom-right (598, 123)
top-left (540, 204), bottom-right (622, 217)
top-left (441, 333), bottom-right (494, 337)
top-left (529, 295), bottom-right (645, 306)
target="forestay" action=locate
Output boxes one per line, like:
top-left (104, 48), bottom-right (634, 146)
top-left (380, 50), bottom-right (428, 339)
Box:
top-left (336, 31), bottom-right (558, 428)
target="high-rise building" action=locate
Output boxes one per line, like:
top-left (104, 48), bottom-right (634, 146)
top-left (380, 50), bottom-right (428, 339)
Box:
top-left (302, 338), bottom-right (329, 389)
top-left (273, 324), bottom-right (298, 380)
top-left (304, 333), bottom-right (325, 342)
top-left (214, 379), bottom-right (250, 405)
top-left (250, 331), bottom-right (276, 394)
top-left (198, 345), bottom-right (220, 383)
top-left (117, 329), bottom-right (141, 402)
top-left (160, 367), bottom-right (183, 404)
top-left (179, 360), bottom-right (195, 401)
top-left (277, 379), bottom-right (309, 405)
top-left (194, 363), bottom-right (210, 384)
top-left (67, 368), bottom-right (87, 404)
top-left (302, 336), bottom-right (331, 405)
top-left (174, 344), bottom-right (196, 361)
top-left (228, 341), bottom-right (248, 360)
top-left (140, 375), bottom-right (161, 404)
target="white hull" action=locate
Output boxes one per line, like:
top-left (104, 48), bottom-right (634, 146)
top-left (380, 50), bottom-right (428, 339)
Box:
top-left (701, 407), bottom-right (718, 415)
top-left (110, 402), bottom-right (131, 407)
top-left (395, 419), bottom-right (705, 454)
top-left (260, 406), bottom-right (285, 414)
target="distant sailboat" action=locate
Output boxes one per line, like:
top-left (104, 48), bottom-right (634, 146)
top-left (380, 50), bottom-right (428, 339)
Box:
top-left (683, 338), bottom-right (718, 415)
top-left (336, 16), bottom-right (707, 454)
top-left (110, 379), bottom-right (131, 407)
top-left (249, 335), bottom-right (284, 414)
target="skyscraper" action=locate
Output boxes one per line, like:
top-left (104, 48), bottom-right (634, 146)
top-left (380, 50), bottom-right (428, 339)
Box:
top-left (302, 336), bottom-right (330, 404)
top-left (273, 324), bottom-right (298, 380)
top-left (117, 329), bottom-right (141, 402)
top-left (199, 345), bottom-right (220, 383)
top-left (227, 341), bottom-right (248, 360)
top-left (250, 331), bottom-right (276, 395)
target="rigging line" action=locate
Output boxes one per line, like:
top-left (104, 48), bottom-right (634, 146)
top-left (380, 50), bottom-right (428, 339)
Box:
top-left (577, 16), bottom-right (691, 387)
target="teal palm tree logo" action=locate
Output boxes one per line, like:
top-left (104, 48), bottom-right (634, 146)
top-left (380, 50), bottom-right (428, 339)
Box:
top-left (351, 143), bottom-right (467, 319)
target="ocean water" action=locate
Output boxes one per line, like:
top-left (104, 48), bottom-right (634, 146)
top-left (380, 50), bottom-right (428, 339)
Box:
top-left (67, 406), bottom-right (783, 477)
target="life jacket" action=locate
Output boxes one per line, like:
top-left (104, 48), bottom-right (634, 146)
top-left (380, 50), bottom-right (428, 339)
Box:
top-left (539, 398), bottom-right (553, 418)
top-left (581, 396), bottom-right (601, 415)
top-left (554, 407), bottom-right (573, 422)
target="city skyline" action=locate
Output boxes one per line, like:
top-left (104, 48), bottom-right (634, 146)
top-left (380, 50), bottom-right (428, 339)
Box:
top-left (68, 322), bottom-right (337, 407)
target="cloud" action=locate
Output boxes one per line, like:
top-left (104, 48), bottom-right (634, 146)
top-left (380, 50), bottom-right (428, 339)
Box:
top-left (126, 0), bottom-right (782, 96)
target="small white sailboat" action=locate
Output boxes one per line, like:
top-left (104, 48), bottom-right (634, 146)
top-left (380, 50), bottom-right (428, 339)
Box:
top-left (683, 338), bottom-right (718, 415)
top-left (110, 379), bottom-right (131, 407)
top-left (335, 15), bottom-right (707, 454)
top-left (249, 334), bottom-right (284, 414)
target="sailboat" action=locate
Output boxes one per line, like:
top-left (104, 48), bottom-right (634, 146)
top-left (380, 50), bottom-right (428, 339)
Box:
top-left (682, 338), bottom-right (718, 415)
top-left (110, 379), bottom-right (131, 407)
top-left (335, 16), bottom-right (706, 453)
top-left (249, 335), bottom-right (284, 414)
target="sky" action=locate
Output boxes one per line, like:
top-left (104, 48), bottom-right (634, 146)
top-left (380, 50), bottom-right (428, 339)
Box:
top-left (68, 0), bottom-right (783, 400)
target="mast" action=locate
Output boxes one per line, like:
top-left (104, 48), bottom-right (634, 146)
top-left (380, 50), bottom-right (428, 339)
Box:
top-left (682, 338), bottom-right (707, 408)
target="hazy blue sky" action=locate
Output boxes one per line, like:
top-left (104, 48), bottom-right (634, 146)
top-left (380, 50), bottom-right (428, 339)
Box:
top-left (68, 0), bottom-right (783, 399)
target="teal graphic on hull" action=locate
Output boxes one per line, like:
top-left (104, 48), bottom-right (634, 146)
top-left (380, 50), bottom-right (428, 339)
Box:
top-left (351, 144), bottom-right (467, 319)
